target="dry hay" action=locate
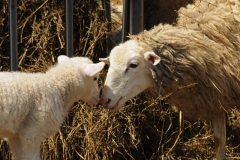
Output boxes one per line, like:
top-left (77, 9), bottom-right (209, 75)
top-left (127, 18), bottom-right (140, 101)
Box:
top-left (0, 0), bottom-right (240, 159)
top-left (0, 0), bottom-right (107, 72)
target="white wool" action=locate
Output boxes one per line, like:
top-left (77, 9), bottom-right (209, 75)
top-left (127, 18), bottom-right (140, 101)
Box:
top-left (0, 55), bottom-right (105, 160)
top-left (100, 0), bottom-right (240, 159)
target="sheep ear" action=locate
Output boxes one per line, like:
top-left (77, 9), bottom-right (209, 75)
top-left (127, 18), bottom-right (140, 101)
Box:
top-left (58, 55), bottom-right (70, 65)
top-left (99, 57), bottom-right (110, 65)
top-left (144, 51), bottom-right (160, 65)
top-left (82, 62), bottom-right (105, 77)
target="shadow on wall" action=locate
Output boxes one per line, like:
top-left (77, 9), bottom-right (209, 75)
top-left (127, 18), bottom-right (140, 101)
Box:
top-left (144, 0), bottom-right (194, 30)
top-left (110, 0), bottom-right (194, 45)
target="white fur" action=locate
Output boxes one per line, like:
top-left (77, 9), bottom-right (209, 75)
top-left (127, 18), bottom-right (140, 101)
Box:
top-left (100, 40), bottom-right (153, 111)
top-left (100, 0), bottom-right (240, 159)
top-left (0, 55), bottom-right (105, 160)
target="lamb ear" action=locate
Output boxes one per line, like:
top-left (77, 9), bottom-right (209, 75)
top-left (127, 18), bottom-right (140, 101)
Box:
top-left (57, 55), bottom-right (70, 65)
top-left (82, 62), bottom-right (105, 77)
top-left (99, 57), bottom-right (110, 65)
top-left (144, 51), bottom-right (161, 65)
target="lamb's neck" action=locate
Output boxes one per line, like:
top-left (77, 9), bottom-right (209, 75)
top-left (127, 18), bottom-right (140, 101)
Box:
top-left (46, 70), bottom-right (85, 108)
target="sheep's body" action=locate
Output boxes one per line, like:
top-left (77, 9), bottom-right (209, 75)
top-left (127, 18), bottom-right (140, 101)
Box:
top-left (136, 0), bottom-right (240, 121)
top-left (0, 55), bottom-right (105, 160)
top-left (100, 0), bottom-right (240, 159)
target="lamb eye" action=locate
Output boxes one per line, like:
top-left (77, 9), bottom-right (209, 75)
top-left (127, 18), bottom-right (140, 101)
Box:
top-left (129, 63), bottom-right (138, 68)
top-left (93, 77), bottom-right (98, 81)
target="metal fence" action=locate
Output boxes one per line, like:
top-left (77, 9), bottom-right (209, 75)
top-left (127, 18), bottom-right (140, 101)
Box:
top-left (9, 0), bottom-right (75, 71)
top-left (8, 0), bottom-right (143, 71)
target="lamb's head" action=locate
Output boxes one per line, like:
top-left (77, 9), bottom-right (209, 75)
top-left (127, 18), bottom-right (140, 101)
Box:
top-left (100, 40), bottom-right (160, 111)
top-left (57, 55), bottom-right (105, 105)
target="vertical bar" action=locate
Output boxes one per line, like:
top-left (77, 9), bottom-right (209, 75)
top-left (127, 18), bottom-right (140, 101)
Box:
top-left (103, 0), bottom-right (112, 56)
top-left (122, 0), bottom-right (129, 43)
top-left (65, 0), bottom-right (73, 57)
top-left (130, 0), bottom-right (143, 35)
top-left (129, 2), bottom-right (144, 159)
top-left (9, 0), bottom-right (18, 71)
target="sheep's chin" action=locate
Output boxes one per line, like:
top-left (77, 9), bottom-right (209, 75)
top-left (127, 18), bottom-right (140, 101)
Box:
top-left (109, 97), bottom-right (123, 111)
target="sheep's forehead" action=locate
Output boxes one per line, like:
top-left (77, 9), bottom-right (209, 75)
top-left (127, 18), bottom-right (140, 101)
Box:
top-left (110, 40), bottom-right (142, 65)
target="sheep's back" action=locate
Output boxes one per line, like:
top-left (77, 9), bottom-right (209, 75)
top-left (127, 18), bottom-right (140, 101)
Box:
top-left (177, 0), bottom-right (240, 51)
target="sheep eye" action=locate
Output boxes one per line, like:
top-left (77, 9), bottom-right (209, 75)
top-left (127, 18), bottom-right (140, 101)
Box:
top-left (93, 77), bottom-right (98, 81)
top-left (129, 63), bottom-right (138, 68)
top-left (125, 63), bottom-right (139, 73)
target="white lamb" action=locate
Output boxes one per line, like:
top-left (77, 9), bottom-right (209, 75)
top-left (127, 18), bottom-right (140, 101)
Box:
top-left (0, 55), bottom-right (105, 160)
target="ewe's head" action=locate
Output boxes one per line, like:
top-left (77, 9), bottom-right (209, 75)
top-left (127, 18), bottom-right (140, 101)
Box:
top-left (57, 55), bottom-right (105, 105)
top-left (100, 40), bottom-right (160, 111)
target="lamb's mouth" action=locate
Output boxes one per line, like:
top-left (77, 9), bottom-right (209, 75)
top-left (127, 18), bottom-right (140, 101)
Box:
top-left (110, 97), bottom-right (123, 111)
top-left (88, 97), bottom-right (99, 105)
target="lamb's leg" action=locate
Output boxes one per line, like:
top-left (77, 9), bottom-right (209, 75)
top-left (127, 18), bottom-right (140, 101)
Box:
top-left (7, 135), bottom-right (22, 160)
top-left (19, 125), bottom-right (42, 160)
top-left (212, 111), bottom-right (226, 160)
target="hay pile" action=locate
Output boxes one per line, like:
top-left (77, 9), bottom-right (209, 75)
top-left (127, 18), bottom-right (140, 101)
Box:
top-left (0, 0), bottom-right (106, 72)
top-left (0, 0), bottom-right (240, 159)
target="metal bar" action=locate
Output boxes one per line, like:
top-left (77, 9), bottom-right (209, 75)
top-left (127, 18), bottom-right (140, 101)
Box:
top-left (65, 0), bottom-right (73, 57)
top-left (130, 0), bottom-right (143, 35)
top-left (103, 0), bottom-right (112, 56)
top-left (122, 0), bottom-right (129, 42)
top-left (129, 1), bottom-right (144, 159)
top-left (9, 0), bottom-right (18, 71)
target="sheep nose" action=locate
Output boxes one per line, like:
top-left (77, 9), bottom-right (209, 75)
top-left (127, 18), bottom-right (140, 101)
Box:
top-left (101, 98), bottom-right (111, 107)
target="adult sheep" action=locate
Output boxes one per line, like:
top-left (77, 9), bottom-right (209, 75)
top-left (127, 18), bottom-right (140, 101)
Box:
top-left (100, 0), bottom-right (240, 159)
top-left (0, 55), bottom-right (105, 160)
